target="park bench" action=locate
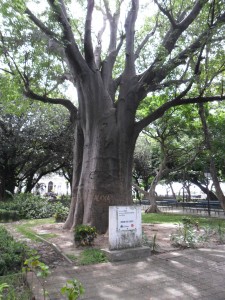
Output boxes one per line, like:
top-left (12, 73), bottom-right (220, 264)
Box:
top-left (156, 199), bottom-right (178, 211)
top-left (178, 201), bottom-right (224, 216)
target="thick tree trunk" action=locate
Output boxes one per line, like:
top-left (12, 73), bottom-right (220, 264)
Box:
top-left (4, 168), bottom-right (16, 197)
top-left (64, 74), bottom-right (135, 233)
top-left (64, 121), bottom-right (134, 233)
top-left (198, 103), bottom-right (225, 210)
top-left (209, 158), bottom-right (225, 209)
top-left (169, 183), bottom-right (177, 200)
top-left (145, 154), bottom-right (168, 214)
top-left (145, 180), bottom-right (161, 213)
top-left (24, 174), bottom-right (36, 193)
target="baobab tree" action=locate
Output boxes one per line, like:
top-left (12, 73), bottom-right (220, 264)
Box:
top-left (1, 0), bottom-right (225, 232)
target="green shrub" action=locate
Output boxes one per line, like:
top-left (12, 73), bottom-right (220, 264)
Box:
top-left (0, 193), bottom-right (55, 220)
top-left (0, 274), bottom-right (32, 300)
top-left (74, 225), bottom-right (97, 246)
top-left (53, 202), bottom-right (69, 222)
top-left (58, 195), bottom-right (71, 208)
top-left (0, 226), bottom-right (28, 275)
top-left (0, 209), bottom-right (20, 222)
top-left (170, 223), bottom-right (199, 248)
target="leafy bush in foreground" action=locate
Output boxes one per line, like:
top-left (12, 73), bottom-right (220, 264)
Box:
top-left (0, 226), bottom-right (28, 275)
top-left (74, 225), bottom-right (97, 246)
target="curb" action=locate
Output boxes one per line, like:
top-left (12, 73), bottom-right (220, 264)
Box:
top-left (34, 234), bottom-right (73, 264)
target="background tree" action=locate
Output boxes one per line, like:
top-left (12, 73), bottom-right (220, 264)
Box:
top-left (0, 99), bottom-right (73, 200)
top-left (133, 104), bottom-right (204, 211)
top-left (133, 136), bottom-right (159, 201)
top-left (164, 102), bottom-right (225, 201)
top-left (1, 0), bottom-right (225, 232)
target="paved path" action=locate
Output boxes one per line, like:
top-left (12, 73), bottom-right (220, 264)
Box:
top-left (31, 245), bottom-right (225, 300)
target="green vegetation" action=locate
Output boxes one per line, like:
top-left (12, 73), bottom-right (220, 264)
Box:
top-left (16, 218), bottom-right (57, 242)
top-left (142, 213), bottom-right (225, 227)
top-left (0, 194), bottom-right (54, 220)
top-left (0, 209), bottom-right (20, 222)
top-left (68, 249), bottom-right (108, 266)
top-left (0, 226), bottom-right (29, 276)
top-left (78, 249), bottom-right (108, 265)
top-left (61, 278), bottom-right (85, 300)
top-left (0, 194), bottom-right (70, 222)
top-left (0, 226), bottom-right (32, 299)
top-left (0, 274), bottom-right (32, 300)
top-left (74, 225), bottom-right (97, 246)
top-left (170, 216), bottom-right (225, 248)
top-left (23, 255), bottom-right (51, 300)
top-left (53, 202), bottom-right (70, 222)
top-left (142, 232), bottom-right (159, 252)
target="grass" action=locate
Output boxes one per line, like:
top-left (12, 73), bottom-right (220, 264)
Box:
top-left (142, 212), bottom-right (225, 227)
top-left (68, 249), bottom-right (108, 265)
top-left (15, 218), bottom-right (57, 242)
top-left (0, 273), bottom-right (32, 300)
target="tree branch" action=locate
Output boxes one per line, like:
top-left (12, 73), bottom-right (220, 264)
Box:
top-left (25, 8), bottom-right (59, 41)
top-left (0, 67), bottom-right (14, 75)
top-left (47, 0), bottom-right (88, 76)
top-left (162, 0), bottom-right (206, 54)
top-left (124, 0), bottom-right (139, 76)
top-left (132, 182), bottom-right (149, 198)
top-left (101, 0), bottom-right (124, 92)
top-left (24, 88), bottom-right (77, 123)
top-left (137, 1), bottom-right (209, 91)
top-left (135, 95), bottom-right (225, 136)
top-left (178, 0), bottom-right (208, 29)
top-left (154, 0), bottom-right (177, 28)
top-left (84, 0), bottom-right (96, 69)
top-left (94, 11), bottom-right (107, 69)
top-left (135, 19), bottom-right (158, 60)
top-left (138, 8), bottom-right (225, 97)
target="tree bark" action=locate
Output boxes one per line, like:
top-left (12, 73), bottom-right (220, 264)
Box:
top-left (0, 175), bottom-right (5, 201)
top-left (198, 103), bottom-right (225, 209)
top-left (190, 179), bottom-right (218, 200)
top-left (145, 151), bottom-right (168, 213)
top-left (144, 178), bottom-right (161, 213)
top-left (63, 74), bottom-right (135, 233)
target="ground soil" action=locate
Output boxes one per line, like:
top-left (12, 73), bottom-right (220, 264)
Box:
top-left (31, 222), bottom-right (179, 253)
top-left (3, 221), bottom-right (225, 269)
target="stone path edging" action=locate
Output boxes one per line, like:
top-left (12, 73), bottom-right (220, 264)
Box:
top-left (34, 234), bottom-right (73, 264)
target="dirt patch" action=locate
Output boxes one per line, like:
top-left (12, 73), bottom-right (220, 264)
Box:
top-left (33, 222), bottom-right (225, 255)
top-left (32, 222), bottom-right (179, 256)
top-left (4, 221), bottom-right (225, 269)
top-left (142, 223), bottom-right (178, 251)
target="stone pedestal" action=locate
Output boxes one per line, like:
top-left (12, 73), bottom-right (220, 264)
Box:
top-left (102, 206), bottom-right (151, 261)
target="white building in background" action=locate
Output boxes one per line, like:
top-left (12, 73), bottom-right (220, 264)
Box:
top-left (34, 174), bottom-right (70, 196)
top-left (155, 181), bottom-right (225, 198)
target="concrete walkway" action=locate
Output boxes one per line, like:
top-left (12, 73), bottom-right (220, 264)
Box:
top-left (30, 245), bottom-right (225, 300)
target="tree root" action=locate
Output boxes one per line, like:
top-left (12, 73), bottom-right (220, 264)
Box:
top-left (145, 204), bottom-right (161, 213)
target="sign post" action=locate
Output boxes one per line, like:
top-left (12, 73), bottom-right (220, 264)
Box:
top-left (108, 206), bottom-right (142, 250)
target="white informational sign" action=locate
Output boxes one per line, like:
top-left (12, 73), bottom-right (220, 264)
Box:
top-left (117, 207), bottom-right (136, 231)
top-left (109, 206), bottom-right (142, 250)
